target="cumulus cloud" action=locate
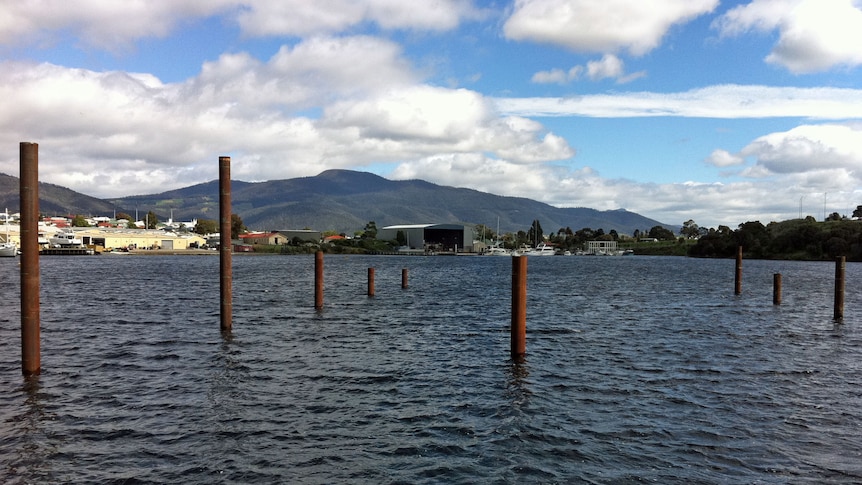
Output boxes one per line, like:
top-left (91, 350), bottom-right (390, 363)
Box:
top-left (504, 0), bottom-right (718, 55)
top-left (705, 149), bottom-right (745, 167)
top-left (532, 55), bottom-right (645, 85)
top-left (0, 36), bottom-right (573, 197)
top-left (387, 153), bottom-right (840, 228)
top-left (0, 1), bottom-right (233, 50)
top-left (320, 86), bottom-right (573, 164)
top-left (738, 124), bottom-right (862, 175)
top-left (0, 0), bottom-right (480, 50)
top-left (714, 0), bottom-right (862, 73)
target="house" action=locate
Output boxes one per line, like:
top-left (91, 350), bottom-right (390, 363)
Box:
top-left (239, 232), bottom-right (285, 245)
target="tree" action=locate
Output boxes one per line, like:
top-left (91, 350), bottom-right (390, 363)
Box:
top-left (194, 218), bottom-right (217, 235)
top-left (526, 219), bottom-right (544, 246)
top-left (145, 211), bottom-right (158, 229)
top-left (71, 214), bottom-right (89, 227)
top-left (681, 219), bottom-right (700, 239)
top-left (231, 214), bottom-right (247, 239)
top-left (475, 224), bottom-right (496, 242)
top-left (853, 205), bottom-right (862, 219)
top-left (826, 212), bottom-right (842, 222)
top-left (116, 212), bottom-right (133, 222)
top-left (648, 225), bottom-right (675, 241)
top-left (362, 221), bottom-right (377, 239)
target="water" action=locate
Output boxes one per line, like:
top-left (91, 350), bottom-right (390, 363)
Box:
top-left (2, 254), bottom-right (861, 484)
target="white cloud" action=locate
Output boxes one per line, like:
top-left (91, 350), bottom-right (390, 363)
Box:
top-left (739, 124), bottom-right (862, 176)
top-left (387, 153), bottom-right (847, 228)
top-left (705, 149), bottom-right (744, 167)
top-left (0, 0), bottom-right (481, 50)
top-left (0, 38), bottom-right (572, 197)
top-left (531, 68), bottom-right (571, 84)
top-left (0, 1), bottom-right (234, 50)
top-left (504, 0), bottom-right (718, 55)
top-left (187, 36), bottom-right (418, 116)
top-left (320, 86), bottom-right (573, 164)
top-left (232, 0), bottom-right (484, 37)
top-left (714, 0), bottom-right (862, 73)
top-left (532, 55), bottom-right (644, 85)
top-left (495, 85), bottom-right (862, 118)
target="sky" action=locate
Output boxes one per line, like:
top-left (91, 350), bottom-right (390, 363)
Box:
top-left (1, 0), bottom-right (862, 230)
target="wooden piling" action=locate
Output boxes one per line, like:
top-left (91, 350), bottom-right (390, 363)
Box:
top-left (20, 142), bottom-right (40, 376)
top-left (734, 246), bottom-right (743, 295)
top-left (511, 255), bottom-right (527, 362)
top-left (315, 251), bottom-right (324, 309)
top-left (367, 267), bottom-right (375, 297)
top-left (834, 256), bottom-right (845, 321)
top-left (402, 268), bottom-right (408, 289)
top-left (219, 156), bottom-right (232, 333)
top-left (773, 273), bottom-right (782, 305)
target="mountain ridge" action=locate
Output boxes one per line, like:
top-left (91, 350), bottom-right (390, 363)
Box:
top-left (0, 170), bottom-right (674, 236)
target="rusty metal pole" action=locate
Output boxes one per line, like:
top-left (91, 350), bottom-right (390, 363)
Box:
top-left (401, 268), bottom-right (408, 289)
top-left (314, 251), bottom-right (324, 309)
top-left (219, 156), bottom-right (232, 333)
top-left (20, 142), bottom-right (40, 376)
top-left (834, 256), bottom-right (845, 321)
top-left (734, 246), bottom-right (743, 295)
top-left (773, 273), bottom-right (782, 305)
top-left (367, 267), bottom-right (375, 297)
top-left (511, 255), bottom-right (527, 362)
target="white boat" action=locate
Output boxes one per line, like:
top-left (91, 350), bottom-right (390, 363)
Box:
top-left (483, 245), bottom-right (510, 256)
top-left (0, 209), bottom-right (16, 257)
top-left (49, 231), bottom-right (83, 248)
top-left (524, 242), bottom-right (556, 256)
top-left (0, 242), bottom-right (15, 257)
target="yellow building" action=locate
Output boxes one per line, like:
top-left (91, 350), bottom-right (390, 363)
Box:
top-left (74, 227), bottom-right (206, 251)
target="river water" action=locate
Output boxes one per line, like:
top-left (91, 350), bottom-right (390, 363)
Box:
top-left (1, 254), bottom-right (861, 484)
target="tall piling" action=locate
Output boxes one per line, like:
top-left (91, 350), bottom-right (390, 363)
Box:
top-left (834, 256), bottom-right (845, 321)
top-left (773, 273), bottom-right (782, 305)
top-left (20, 142), bottom-right (40, 376)
top-left (219, 156), bottom-right (232, 333)
top-left (511, 255), bottom-right (527, 362)
top-left (734, 246), bottom-right (743, 295)
top-left (402, 268), bottom-right (408, 289)
top-left (315, 251), bottom-right (324, 309)
top-left (367, 267), bottom-right (375, 297)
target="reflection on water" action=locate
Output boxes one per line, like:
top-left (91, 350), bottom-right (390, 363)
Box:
top-left (1, 255), bottom-right (861, 483)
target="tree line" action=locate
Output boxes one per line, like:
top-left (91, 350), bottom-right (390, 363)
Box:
top-left (688, 216), bottom-right (862, 261)
top-left (476, 219), bottom-right (677, 252)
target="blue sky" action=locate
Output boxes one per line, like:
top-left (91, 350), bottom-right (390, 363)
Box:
top-left (2, 0), bottom-right (862, 230)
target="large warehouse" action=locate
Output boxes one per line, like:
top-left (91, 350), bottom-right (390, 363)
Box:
top-left (377, 224), bottom-right (475, 253)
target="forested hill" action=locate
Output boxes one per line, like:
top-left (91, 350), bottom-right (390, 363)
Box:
top-left (107, 169), bottom-right (672, 235)
top-left (0, 170), bottom-right (673, 236)
top-left (0, 173), bottom-right (118, 215)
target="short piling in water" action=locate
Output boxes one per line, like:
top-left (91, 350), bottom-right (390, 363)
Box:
top-left (773, 273), bottom-right (782, 305)
top-left (315, 251), bottom-right (324, 309)
top-left (511, 255), bottom-right (527, 362)
top-left (735, 246), bottom-right (743, 295)
top-left (834, 256), bottom-right (845, 321)
top-left (20, 142), bottom-right (40, 376)
top-left (219, 156), bottom-right (232, 333)
top-left (367, 267), bottom-right (375, 297)
top-left (402, 268), bottom-right (408, 289)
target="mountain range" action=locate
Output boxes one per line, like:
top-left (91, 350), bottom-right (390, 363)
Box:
top-left (0, 170), bottom-right (672, 236)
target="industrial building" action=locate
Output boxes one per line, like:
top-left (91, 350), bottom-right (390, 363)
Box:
top-left (377, 224), bottom-right (475, 253)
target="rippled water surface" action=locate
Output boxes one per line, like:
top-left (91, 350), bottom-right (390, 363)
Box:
top-left (2, 254), bottom-right (862, 484)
